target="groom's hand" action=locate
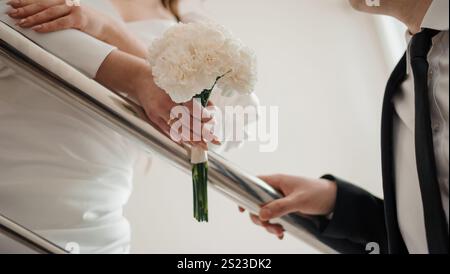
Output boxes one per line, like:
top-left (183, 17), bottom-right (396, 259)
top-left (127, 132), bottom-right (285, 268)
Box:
top-left (239, 174), bottom-right (337, 239)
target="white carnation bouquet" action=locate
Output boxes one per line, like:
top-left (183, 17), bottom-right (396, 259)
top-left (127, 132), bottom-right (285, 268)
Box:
top-left (148, 22), bottom-right (257, 222)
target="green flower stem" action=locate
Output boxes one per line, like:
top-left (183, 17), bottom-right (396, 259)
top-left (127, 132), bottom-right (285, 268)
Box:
top-left (192, 88), bottom-right (212, 223)
top-left (192, 162), bottom-right (208, 222)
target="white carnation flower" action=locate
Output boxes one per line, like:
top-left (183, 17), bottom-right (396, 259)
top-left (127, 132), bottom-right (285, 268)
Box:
top-left (218, 43), bottom-right (258, 96)
top-left (148, 22), bottom-right (257, 103)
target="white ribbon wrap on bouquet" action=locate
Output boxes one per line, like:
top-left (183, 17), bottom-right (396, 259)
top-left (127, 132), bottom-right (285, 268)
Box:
top-left (190, 146), bottom-right (208, 164)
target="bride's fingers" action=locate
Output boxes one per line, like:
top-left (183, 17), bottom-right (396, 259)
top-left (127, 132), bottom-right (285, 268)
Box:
top-left (167, 117), bottom-right (206, 148)
top-left (183, 101), bottom-right (213, 123)
top-left (169, 113), bottom-right (219, 144)
top-left (202, 119), bottom-right (221, 145)
top-left (154, 118), bottom-right (174, 140)
top-left (16, 4), bottom-right (71, 28)
top-left (186, 112), bottom-right (219, 143)
top-left (188, 129), bottom-right (208, 149)
top-left (31, 15), bottom-right (74, 32)
top-left (7, 0), bottom-right (44, 8)
top-left (7, 0), bottom-right (62, 18)
top-left (167, 102), bottom-right (216, 136)
top-left (8, 0), bottom-right (63, 7)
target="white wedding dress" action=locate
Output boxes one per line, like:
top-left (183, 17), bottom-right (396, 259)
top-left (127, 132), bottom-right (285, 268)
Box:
top-left (0, 0), bottom-right (257, 253)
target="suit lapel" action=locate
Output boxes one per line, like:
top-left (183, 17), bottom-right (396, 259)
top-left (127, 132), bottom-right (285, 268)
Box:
top-left (380, 53), bottom-right (409, 254)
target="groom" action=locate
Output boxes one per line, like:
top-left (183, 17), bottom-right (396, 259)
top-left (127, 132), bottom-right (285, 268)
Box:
top-left (243, 0), bottom-right (449, 254)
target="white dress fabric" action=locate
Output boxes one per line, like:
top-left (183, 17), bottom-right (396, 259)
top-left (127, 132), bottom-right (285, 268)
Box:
top-left (0, 0), bottom-right (258, 253)
top-left (0, 0), bottom-right (137, 254)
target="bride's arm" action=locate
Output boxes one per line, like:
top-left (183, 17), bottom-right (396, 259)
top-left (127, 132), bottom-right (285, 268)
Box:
top-left (2, 3), bottom-right (210, 146)
top-left (97, 49), bottom-right (216, 148)
top-left (95, 49), bottom-right (179, 137)
top-left (7, 0), bottom-right (148, 58)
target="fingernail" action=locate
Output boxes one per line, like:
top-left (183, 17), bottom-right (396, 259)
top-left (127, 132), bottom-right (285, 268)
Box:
top-left (18, 19), bottom-right (26, 25)
top-left (8, 0), bottom-right (20, 6)
top-left (32, 25), bottom-right (42, 31)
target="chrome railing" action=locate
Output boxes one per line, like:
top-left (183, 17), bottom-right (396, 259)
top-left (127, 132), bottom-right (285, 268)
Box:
top-left (0, 213), bottom-right (67, 254)
top-left (0, 25), bottom-right (337, 254)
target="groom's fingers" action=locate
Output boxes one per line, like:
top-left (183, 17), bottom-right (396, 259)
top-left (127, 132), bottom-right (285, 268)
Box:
top-left (240, 206), bottom-right (286, 239)
top-left (249, 214), bottom-right (285, 239)
top-left (258, 175), bottom-right (285, 189)
top-left (259, 197), bottom-right (298, 221)
top-left (263, 223), bottom-right (285, 239)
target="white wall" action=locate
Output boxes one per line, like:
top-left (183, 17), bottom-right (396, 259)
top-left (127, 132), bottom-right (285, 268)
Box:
top-left (124, 0), bottom-right (397, 254)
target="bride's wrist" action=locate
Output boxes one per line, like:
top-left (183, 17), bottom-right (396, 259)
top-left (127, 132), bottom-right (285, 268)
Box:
top-left (80, 7), bottom-right (112, 42)
top-left (132, 64), bottom-right (160, 103)
top-left (98, 18), bottom-right (120, 44)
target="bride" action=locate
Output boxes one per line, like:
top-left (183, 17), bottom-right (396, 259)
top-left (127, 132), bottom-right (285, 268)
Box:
top-left (2, 0), bottom-right (257, 253)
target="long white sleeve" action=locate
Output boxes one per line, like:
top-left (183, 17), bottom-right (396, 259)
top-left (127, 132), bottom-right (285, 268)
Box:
top-left (0, 0), bottom-right (116, 78)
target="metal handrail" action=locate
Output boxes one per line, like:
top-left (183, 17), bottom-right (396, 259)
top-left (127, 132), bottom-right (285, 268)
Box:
top-left (0, 27), bottom-right (337, 254)
top-left (0, 213), bottom-right (67, 254)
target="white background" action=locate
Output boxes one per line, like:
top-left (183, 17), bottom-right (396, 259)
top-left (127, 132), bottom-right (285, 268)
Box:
top-left (124, 0), bottom-right (405, 254)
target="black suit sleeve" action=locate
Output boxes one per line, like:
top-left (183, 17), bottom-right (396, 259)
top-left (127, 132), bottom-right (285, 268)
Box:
top-left (316, 175), bottom-right (389, 254)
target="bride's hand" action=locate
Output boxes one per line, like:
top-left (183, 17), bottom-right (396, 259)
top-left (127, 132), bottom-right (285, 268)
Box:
top-left (95, 50), bottom-right (220, 149)
top-left (7, 0), bottom-right (148, 58)
top-left (6, 0), bottom-right (112, 40)
top-left (136, 85), bottom-right (220, 149)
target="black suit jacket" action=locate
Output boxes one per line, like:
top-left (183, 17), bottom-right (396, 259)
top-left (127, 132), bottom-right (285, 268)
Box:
top-left (311, 42), bottom-right (449, 254)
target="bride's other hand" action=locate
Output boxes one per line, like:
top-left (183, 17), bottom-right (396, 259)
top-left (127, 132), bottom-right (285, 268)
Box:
top-left (7, 0), bottom-right (151, 63)
top-left (6, 0), bottom-right (111, 39)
